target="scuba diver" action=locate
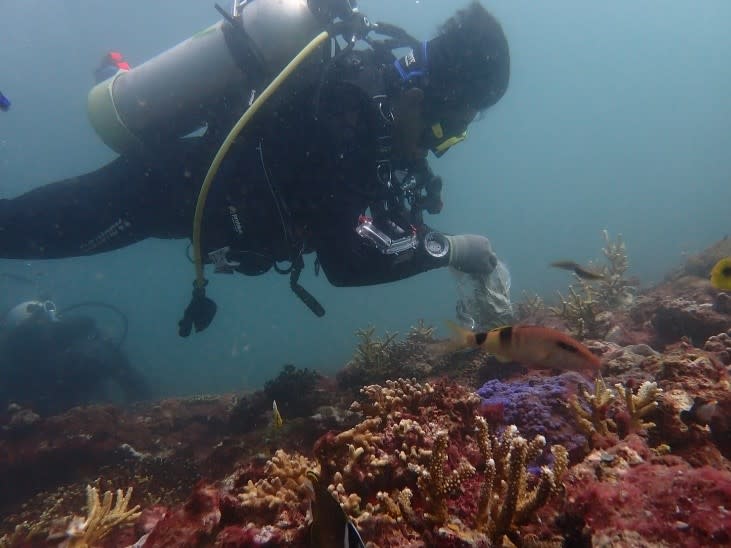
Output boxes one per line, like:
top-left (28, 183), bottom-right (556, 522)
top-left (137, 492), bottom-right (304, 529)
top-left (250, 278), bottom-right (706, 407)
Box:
top-left (0, 299), bottom-right (150, 416)
top-left (0, 1), bottom-right (511, 337)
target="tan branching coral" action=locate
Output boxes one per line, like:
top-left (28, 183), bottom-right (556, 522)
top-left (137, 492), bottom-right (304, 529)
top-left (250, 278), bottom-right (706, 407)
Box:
top-left (352, 326), bottom-right (399, 371)
top-left (515, 291), bottom-right (547, 323)
top-left (410, 430), bottom-right (476, 524)
top-left (351, 377), bottom-right (436, 418)
top-left (549, 230), bottom-right (635, 339)
top-left (569, 376), bottom-right (617, 437)
top-left (62, 485), bottom-right (140, 548)
top-left (597, 229), bottom-right (634, 308)
top-left (408, 319), bottom-right (436, 341)
top-left (569, 377), bottom-right (663, 444)
top-left (615, 381), bottom-right (663, 432)
top-left (238, 450), bottom-right (317, 513)
top-left (550, 284), bottom-right (608, 340)
top-left (473, 418), bottom-right (567, 543)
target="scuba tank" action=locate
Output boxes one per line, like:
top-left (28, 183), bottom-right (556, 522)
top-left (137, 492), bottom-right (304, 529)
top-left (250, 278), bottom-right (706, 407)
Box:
top-left (87, 0), bottom-right (358, 154)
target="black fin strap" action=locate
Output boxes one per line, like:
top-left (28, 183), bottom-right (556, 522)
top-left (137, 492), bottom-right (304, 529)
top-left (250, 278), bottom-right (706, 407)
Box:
top-left (290, 261), bottom-right (325, 317)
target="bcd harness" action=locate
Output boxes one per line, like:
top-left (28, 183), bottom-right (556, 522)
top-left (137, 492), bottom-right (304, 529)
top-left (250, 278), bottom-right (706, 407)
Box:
top-left (207, 25), bottom-right (444, 318)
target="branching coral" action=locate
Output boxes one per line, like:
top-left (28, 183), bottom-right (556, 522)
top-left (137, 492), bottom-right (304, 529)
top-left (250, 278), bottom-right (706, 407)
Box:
top-left (615, 381), bottom-right (663, 432)
top-left (407, 320), bottom-right (436, 342)
top-left (597, 229), bottom-right (634, 308)
top-left (550, 284), bottom-right (608, 340)
top-left (569, 376), bottom-right (617, 438)
top-left (473, 418), bottom-right (568, 544)
top-left (237, 449), bottom-right (316, 516)
top-left (352, 326), bottom-right (399, 371)
top-left (569, 377), bottom-right (663, 445)
top-left (549, 230), bottom-right (635, 339)
top-left (410, 430), bottom-right (476, 524)
top-left (515, 291), bottom-right (548, 324)
top-left (352, 377), bottom-right (436, 418)
top-left (63, 485), bottom-right (140, 548)
top-left (320, 378), bottom-right (567, 545)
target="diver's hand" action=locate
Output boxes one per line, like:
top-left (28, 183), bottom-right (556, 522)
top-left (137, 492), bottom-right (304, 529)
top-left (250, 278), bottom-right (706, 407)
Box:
top-left (446, 234), bottom-right (498, 275)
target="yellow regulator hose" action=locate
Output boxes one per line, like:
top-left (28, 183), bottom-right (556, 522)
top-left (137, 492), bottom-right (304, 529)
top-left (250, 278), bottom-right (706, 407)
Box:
top-left (192, 30), bottom-right (330, 288)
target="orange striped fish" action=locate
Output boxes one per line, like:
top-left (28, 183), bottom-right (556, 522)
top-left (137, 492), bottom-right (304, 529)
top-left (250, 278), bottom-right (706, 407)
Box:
top-left (446, 322), bottom-right (601, 372)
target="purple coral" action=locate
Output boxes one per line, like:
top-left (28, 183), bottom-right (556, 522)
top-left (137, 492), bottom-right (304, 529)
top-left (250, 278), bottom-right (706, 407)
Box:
top-left (476, 372), bottom-right (590, 460)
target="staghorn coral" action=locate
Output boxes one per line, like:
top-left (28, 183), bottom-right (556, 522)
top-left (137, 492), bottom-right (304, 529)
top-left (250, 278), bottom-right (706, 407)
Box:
top-left (614, 381), bottom-right (663, 432)
top-left (569, 377), bottom-right (663, 447)
top-left (597, 229), bottom-right (634, 308)
top-left (515, 291), bottom-right (548, 324)
top-left (352, 326), bottom-right (399, 372)
top-left (337, 327), bottom-right (445, 389)
top-left (62, 485), bottom-right (140, 548)
top-left (407, 319), bottom-right (436, 342)
top-left (410, 430), bottom-right (476, 524)
top-left (550, 284), bottom-right (609, 340)
top-left (549, 230), bottom-right (636, 339)
top-left (473, 418), bottom-right (568, 545)
top-left (568, 376), bottom-right (617, 438)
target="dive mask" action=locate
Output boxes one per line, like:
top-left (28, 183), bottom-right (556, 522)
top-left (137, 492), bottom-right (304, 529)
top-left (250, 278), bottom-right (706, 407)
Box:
top-left (394, 42), bottom-right (471, 157)
top-left (425, 120), bottom-right (468, 157)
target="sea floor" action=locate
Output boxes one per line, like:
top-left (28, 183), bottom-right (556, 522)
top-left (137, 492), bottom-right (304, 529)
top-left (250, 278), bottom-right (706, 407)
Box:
top-left (1, 238), bottom-right (730, 547)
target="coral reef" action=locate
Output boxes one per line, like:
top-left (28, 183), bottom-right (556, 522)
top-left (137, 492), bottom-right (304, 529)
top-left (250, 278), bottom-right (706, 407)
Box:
top-left (568, 376), bottom-right (663, 447)
top-left (314, 379), bottom-right (568, 546)
top-left (2, 235), bottom-right (731, 547)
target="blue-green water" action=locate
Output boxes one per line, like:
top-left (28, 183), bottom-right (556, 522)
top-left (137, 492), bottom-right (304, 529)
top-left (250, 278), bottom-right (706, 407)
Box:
top-left (1, 1), bottom-right (729, 396)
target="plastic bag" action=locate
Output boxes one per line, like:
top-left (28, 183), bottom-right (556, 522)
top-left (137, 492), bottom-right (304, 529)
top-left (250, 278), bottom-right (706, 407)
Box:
top-left (453, 260), bottom-right (514, 330)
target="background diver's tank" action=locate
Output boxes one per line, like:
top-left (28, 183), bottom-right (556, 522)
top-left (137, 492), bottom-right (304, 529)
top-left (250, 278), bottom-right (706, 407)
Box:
top-left (88, 0), bottom-right (357, 154)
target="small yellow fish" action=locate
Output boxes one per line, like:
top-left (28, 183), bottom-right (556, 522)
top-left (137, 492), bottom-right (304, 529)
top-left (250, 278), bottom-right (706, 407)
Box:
top-left (550, 260), bottom-right (605, 281)
top-left (272, 400), bottom-right (283, 429)
top-left (710, 257), bottom-right (731, 290)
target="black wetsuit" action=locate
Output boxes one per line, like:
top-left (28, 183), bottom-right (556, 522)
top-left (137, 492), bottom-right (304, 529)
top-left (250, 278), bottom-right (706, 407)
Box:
top-left (0, 53), bottom-right (448, 288)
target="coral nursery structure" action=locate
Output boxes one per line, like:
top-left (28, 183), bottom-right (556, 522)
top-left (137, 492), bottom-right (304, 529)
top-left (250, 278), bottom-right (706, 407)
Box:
top-left (1, 237), bottom-right (731, 547)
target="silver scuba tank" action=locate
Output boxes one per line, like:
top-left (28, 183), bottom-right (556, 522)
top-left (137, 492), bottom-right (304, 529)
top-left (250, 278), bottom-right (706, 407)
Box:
top-left (88, 0), bottom-right (354, 154)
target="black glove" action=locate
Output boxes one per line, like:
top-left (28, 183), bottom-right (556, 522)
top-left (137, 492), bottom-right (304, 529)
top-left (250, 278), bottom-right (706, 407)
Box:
top-left (445, 234), bottom-right (498, 275)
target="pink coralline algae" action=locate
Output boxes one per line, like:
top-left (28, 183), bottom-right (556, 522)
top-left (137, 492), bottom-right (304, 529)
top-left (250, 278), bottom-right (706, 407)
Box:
top-left (563, 439), bottom-right (731, 547)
